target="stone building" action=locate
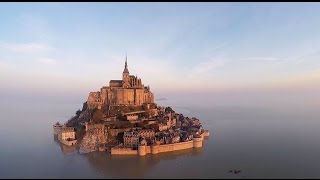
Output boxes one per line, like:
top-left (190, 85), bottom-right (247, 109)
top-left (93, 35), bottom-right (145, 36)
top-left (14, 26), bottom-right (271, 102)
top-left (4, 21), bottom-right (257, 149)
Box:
top-left (123, 131), bottom-right (139, 148)
top-left (138, 129), bottom-right (155, 139)
top-left (53, 122), bottom-right (63, 135)
top-left (123, 129), bottom-right (155, 148)
top-left (150, 123), bottom-right (169, 132)
top-left (87, 57), bottom-right (154, 109)
top-left (126, 114), bottom-right (139, 121)
top-left (59, 127), bottom-right (76, 141)
top-left (164, 112), bottom-right (176, 128)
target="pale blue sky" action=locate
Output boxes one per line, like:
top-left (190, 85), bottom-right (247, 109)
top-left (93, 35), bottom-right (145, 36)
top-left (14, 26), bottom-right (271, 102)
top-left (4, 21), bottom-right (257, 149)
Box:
top-left (1, 2), bottom-right (320, 101)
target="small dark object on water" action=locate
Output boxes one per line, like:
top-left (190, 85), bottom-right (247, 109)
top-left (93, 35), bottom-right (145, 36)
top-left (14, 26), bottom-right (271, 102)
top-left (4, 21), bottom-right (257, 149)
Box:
top-left (228, 169), bottom-right (242, 174)
top-left (229, 169), bottom-right (242, 174)
top-left (234, 170), bottom-right (242, 174)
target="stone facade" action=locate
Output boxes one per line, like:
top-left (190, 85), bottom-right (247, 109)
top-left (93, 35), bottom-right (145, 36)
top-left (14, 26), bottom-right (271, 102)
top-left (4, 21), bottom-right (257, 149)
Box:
top-left (123, 131), bottom-right (139, 148)
top-left (126, 114), bottom-right (139, 121)
top-left (123, 129), bottom-right (155, 148)
top-left (53, 122), bottom-right (63, 135)
top-left (59, 127), bottom-right (76, 141)
top-left (151, 123), bottom-right (169, 132)
top-left (111, 138), bottom-right (204, 156)
top-left (138, 129), bottom-right (155, 139)
top-left (58, 127), bottom-right (77, 146)
top-left (87, 58), bottom-right (154, 109)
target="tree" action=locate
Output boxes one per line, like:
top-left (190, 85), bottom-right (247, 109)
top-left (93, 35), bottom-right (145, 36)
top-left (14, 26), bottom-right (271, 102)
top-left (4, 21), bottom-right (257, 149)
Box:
top-left (165, 106), bottom-right (175, 113)
top-left (81, 102), bottom-right (88, 111)
top-left (76, 109), bottom-right (82, 116)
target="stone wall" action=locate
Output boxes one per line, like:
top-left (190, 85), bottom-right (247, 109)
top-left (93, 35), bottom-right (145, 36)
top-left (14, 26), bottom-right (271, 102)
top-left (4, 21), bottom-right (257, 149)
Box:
top-left (156, 140), bottom-right (194, 153)
top-left (53, 126), bottom-right (62, 135)
top-left (111, 147), bottom-right (138, 155)
top-left (61, 131), bottom-right (75, 141)
top-left (111, 138), bottom-right (204, 156)
top-left (60, 139), bottom-right (77, 146)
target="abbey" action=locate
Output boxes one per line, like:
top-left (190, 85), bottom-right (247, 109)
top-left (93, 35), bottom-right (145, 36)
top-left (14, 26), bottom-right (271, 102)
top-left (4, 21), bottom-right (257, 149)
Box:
top-left (87, 57), bottom-right (154, 109)
top-left (55, 56), bottom-right (210, 155)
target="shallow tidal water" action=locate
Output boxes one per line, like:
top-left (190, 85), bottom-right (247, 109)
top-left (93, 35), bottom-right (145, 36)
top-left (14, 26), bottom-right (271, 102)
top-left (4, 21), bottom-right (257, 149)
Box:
top-left (1, 100), bottom-right (320, 178)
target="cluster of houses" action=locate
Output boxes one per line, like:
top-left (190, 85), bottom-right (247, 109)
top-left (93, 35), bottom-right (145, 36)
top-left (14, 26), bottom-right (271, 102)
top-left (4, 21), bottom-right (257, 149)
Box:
top-left (121, 108), bottom-right (205, 148)
top-left (53, 106), bottom-right (206, 150)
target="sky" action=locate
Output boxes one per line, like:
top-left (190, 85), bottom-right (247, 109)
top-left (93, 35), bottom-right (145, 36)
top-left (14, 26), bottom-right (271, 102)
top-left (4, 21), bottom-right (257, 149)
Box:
top-left (1, 2), bottom-right (320, 107)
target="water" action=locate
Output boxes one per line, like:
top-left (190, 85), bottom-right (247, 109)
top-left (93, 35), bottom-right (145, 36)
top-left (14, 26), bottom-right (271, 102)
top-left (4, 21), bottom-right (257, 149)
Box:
top-left (1, 100), bottom-right (320, 178)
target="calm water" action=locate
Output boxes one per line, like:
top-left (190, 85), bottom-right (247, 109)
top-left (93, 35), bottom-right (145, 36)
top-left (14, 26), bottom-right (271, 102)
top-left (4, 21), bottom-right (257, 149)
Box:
top-left (1, 101), bottom-right (320, 178)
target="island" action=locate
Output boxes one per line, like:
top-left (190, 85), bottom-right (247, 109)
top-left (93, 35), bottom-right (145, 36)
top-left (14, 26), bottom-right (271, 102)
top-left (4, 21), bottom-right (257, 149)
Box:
top-left (53, 57), bottom-right (209, 156)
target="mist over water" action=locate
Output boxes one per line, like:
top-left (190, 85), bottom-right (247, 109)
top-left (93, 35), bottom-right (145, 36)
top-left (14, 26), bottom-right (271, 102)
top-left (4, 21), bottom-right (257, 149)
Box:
top-left (1, 90), bottom-right (320, 178)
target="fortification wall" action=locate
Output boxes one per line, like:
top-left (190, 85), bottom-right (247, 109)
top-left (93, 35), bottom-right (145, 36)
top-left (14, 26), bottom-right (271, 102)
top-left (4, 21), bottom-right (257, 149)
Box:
top-left (111, 138), bottom-right (204, 156)
top-left (146, 146), bottom-right (151, 154)
top-left (111, 147), bottom-right (138, 155)
top-left (156, 140), bottom-right (194, 153)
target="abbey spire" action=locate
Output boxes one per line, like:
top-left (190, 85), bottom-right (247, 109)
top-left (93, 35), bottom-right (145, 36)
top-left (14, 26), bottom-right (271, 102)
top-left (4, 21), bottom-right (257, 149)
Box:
top-left (123, 54), bottom-right (129, 74)
top-left (86, 55), bottom-right (154, 108)
top-left (122, 55), bottom-right (130, 87)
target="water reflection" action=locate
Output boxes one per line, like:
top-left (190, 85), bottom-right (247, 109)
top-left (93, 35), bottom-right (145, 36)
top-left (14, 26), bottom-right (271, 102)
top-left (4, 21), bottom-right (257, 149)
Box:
top-left (82, 148), bottom-right (203, 178)
top-left (54, 134), bottom-right (203, 178)
top-left (53, 135), bottom-right (77, 155)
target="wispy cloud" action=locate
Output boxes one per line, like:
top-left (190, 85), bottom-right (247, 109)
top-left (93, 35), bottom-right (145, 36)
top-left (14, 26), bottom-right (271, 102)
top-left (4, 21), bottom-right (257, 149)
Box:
top-left (243, 57), bottom-right (281, 61)
top-left (0, 42), bottom-right (55, 54)
top-left (294, 50), bottom-right (320, 64)
top-left (192, 59), bottom-right (225, 74)
top-left (156, 97), bottom-right (167, 101)
top-left (207, 42), bottom-right (229, 54)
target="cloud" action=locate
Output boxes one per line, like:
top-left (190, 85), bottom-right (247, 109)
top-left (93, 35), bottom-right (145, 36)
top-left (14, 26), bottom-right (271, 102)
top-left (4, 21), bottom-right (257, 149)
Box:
top-left (294, 50), bottom-right (320, 64)
top-left (192, 59), bottom-right (225, 74)
top-left (207, 42), bottom-right (229, 53)
top-left (0, 42), bottom-right (55, 54)
top-left (156, 97), bottom-right (167, 101)
top-left (243, 57), bottom-right (281, 61)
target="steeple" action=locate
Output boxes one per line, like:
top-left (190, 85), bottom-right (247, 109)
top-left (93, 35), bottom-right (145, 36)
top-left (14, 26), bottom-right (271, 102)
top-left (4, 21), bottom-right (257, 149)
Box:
top-left (123, 54), bottom-right (129, 74)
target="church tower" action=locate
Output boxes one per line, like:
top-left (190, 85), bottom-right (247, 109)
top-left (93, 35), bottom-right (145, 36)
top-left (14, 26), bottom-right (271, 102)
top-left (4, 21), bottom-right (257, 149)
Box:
top-left (122, 55), bottom-right (130, 88)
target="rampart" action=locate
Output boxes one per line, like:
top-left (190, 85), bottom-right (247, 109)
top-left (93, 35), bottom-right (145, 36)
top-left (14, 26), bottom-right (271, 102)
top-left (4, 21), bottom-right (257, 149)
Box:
top-left (111, 147), bottom-right (138, 155)
top-left (111, 137), bottom-right (204, 156)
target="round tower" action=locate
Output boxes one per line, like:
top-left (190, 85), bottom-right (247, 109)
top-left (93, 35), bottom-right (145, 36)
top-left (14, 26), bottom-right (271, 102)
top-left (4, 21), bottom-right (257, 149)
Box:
top-left (151, 144), bottom-right (159, 154)
top-left (193, 137), bottom-right (203, 148)
top-left (138, 145), bottom-right (147, 156)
